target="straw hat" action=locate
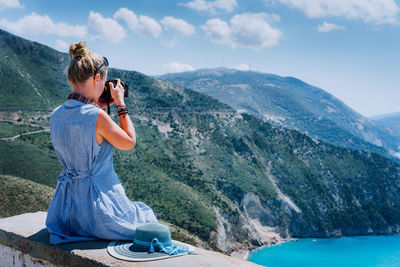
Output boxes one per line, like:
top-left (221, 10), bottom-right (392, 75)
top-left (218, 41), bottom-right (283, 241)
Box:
top-left (107, 223), bottom-right (197, 262)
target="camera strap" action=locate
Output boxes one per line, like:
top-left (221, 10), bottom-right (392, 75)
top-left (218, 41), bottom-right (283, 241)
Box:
top-left (67, 92), bottom-right (94, 105)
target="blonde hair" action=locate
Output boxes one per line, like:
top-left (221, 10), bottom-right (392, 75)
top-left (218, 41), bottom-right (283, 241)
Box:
top-left (68, 42), bottom-right (106, 85)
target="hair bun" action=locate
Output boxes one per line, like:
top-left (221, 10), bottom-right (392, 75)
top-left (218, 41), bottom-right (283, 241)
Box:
top-left (69, 41), bottom-right (90, 60)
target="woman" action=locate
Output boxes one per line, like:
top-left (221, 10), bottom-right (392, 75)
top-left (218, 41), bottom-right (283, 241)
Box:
top-left (46, 42), bottom-right (158, 245)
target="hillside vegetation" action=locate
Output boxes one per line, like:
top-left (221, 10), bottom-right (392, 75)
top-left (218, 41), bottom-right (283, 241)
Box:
top-left (0, 175), bottom-right (54, 218)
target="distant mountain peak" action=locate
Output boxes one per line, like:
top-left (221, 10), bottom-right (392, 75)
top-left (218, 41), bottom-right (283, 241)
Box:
top-left (159, 68), bottom-right (400, 159)
top-left (370, 111), bottom-right (400, 120)
top-left (191, 67), bottom-right (239, 76)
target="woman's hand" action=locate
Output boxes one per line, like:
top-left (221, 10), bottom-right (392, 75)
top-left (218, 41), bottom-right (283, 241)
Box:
top-left (109, 79), bottom-right (125, 106)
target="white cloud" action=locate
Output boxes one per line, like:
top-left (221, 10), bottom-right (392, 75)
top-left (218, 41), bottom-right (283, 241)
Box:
top-left (161, 16), bottom-right (195, 37)
top-left (0, 0), bottom-right (23, 10)
top-left (234, 63), bottom-right (250, 71)
top-left (138, 15), bottom-right (163, 38)
top-left (114, 8), bottom-right (162, 38)
top-left (0, 12), bottom-right (87, 38)
top-left (201, 18), bottom-right (232, 45)
top-left (317, 22), bottom-right (345, 32)
top-left (0, 11), bottom-right (129, 44)
top-left (88, 11), bottom-right (126, 43)
top-left (201, 12), bottom-right (282, 51)
top-left (181, 0), bottom-right (238, 14)
top-left (163, 61), bottom-right (195, 73)
top-left (161, 39), bottom-right (178, 48)
top-left (263, 0), bottom-right (276, 6)
top-left (55, 40), bottom-right (69, 52)
top-left (277, 0), bottom-right (399, 24)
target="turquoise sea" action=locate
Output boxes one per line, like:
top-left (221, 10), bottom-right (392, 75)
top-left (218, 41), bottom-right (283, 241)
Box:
top-left (248, 235), bottom-right (400, 267)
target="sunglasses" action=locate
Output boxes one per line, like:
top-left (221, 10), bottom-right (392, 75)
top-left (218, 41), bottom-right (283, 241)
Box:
top-left (93, 57), bottom-right (109, 78)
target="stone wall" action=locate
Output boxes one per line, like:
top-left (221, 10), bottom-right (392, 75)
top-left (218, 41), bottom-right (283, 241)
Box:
top-left (0, 212), bottom-right (260, 267)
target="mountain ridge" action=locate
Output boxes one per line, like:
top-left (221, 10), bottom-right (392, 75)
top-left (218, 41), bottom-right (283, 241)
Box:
top-left (371, 112), bottom-right (400, 137)
top-left (371, 111), bottom-right (400, 120)
top-left (159, 68), bottom-right (400, 160)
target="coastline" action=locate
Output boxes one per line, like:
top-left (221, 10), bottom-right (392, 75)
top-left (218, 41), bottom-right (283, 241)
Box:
top-left (231, 237), bottom-right (294, 261)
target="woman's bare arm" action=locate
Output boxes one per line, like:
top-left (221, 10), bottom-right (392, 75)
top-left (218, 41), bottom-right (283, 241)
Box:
top-left (96, 110), bottom-right (136, 150)
top-left (95, 79), bottom-right (136, 150)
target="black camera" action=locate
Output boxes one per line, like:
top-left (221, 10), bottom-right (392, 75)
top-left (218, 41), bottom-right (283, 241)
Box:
top-left (99, 79), bottom-right (129, 102)
top-left (99, 79), bottom-right (129, 114)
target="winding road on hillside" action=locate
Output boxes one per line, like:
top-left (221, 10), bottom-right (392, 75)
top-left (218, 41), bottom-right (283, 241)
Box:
top-left (0, 108), bottom-right (236, 114)
top-left (0, 108), bottom-right (239, 141)
top-left (0, 129), bottom-right (50, 141)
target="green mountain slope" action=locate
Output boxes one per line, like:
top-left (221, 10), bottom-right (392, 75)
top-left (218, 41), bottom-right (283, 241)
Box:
top-left (2, 29), bottom-right (400, 254)
top-left (0, 28), bottom-right (70, 110)
top-left (0, 174), bottom-right (54, 218)
top-left (159, 68), bottom-right (399, 160)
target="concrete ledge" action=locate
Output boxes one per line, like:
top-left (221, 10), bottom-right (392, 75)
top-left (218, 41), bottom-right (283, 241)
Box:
top-left (0, 212), bottom-right (260, 266)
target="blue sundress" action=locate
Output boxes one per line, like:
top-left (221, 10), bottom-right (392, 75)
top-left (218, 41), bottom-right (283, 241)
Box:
top-left (46, 99), bottom-right (158, 245)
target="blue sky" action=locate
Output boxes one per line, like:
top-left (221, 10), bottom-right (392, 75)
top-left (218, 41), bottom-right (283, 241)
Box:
top-left (0, 0), bottom-right (399, 117)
